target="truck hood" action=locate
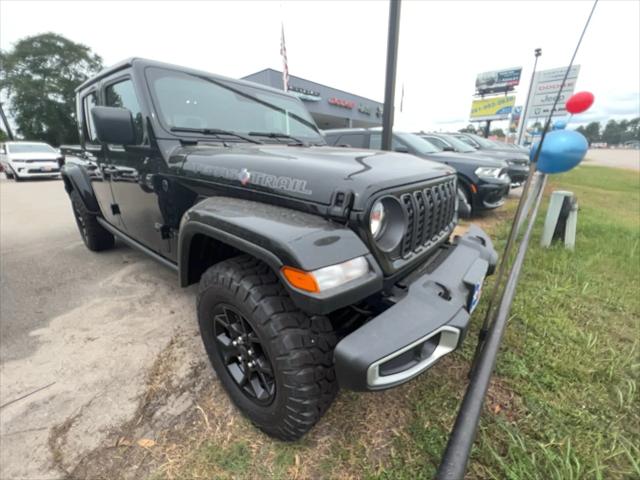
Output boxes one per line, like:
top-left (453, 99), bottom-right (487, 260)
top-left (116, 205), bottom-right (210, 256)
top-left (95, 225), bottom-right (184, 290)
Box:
top-left (176, 144), bottom-right (455, 210)
top-left (474, 149), bottom-right (529, 164)
top-left (420, 151), bottom-right (507, 168)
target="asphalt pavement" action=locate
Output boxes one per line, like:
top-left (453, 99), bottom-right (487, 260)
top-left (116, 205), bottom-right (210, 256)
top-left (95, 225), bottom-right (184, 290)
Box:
top-left (0, 175), bottom-right (204, 479)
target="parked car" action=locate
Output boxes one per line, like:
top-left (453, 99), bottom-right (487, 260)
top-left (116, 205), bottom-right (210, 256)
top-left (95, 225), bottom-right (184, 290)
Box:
top-left (0, 141), bottom-right (63, 181)
top-left (495, 141), bottom-right (530, 155)
top-left (449, 132), bottom-right (530, 185)
top-left (324, 128), bottom-right (510, 217)
top-left (420, 132), bottom-right (529, 187)
top-left (62, 58), bottom-right (497, 440)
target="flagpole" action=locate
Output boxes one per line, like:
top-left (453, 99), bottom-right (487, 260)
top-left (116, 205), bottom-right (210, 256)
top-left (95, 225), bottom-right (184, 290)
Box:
top-left (280, 21), bottom-right (290, 133)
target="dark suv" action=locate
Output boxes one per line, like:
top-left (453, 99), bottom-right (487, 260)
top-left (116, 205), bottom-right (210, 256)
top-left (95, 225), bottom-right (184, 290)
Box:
top-left (449, 132), bottom-right (530, 185)
top-left (324, 128), bottom-right (511, 217)
top-left (61, 58), bottom-right (497, 440)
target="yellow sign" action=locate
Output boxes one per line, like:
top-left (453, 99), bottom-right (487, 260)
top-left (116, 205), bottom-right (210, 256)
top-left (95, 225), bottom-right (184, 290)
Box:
top-left (470, 96), bottom-right (515, 121)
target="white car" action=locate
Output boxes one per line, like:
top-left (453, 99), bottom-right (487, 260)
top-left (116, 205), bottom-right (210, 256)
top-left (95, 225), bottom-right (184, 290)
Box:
top-left (0, 141), bottom-right (62, 181)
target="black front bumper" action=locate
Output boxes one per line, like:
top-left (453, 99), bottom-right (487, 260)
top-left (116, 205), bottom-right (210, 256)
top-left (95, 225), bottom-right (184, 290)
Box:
top-left (507, 164), bottom-right (529, 184)
top-left (334, 225), bottom-right (498, 391)
top-left (474, 177), bottom-right (510, 210)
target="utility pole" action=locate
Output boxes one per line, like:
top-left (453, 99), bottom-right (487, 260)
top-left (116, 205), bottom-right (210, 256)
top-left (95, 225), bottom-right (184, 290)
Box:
top-left (517, 48), bottom-right (542, 145)
top-left (381, 0), bottom-right (401, 151)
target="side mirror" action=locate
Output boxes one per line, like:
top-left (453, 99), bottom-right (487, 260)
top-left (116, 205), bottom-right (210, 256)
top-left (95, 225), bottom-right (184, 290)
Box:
top-left (91, 106), bottom-right (136, 145)
top-left (394, 146), bottom-right (410, 153)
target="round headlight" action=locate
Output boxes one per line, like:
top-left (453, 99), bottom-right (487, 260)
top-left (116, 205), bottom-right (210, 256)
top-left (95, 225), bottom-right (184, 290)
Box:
top-left (370, 200), bottom-right (386, 238)
top-left (368, 197), bottom-right (407, 252)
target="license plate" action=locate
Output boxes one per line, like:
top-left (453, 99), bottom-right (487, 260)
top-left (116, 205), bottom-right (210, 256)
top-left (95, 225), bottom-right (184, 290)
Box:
top-left (468, 282), bottom-right (483, 313)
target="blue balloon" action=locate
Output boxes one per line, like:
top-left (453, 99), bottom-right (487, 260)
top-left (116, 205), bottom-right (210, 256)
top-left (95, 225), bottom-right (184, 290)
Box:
top-left (530, 130), bottom-right (588, 174)
top-left (553, 119), bottom-right (568, 130)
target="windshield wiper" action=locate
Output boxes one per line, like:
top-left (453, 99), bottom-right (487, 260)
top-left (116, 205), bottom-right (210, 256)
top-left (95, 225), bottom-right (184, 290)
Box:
top-left (248, 131), bottom-right (309, 146)
top-left (170, 127), bottom-right (262, 144)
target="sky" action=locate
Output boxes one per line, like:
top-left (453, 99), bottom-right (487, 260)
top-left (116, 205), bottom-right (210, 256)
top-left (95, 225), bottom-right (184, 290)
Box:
top-left (1, 0), bottom-right (639, 132)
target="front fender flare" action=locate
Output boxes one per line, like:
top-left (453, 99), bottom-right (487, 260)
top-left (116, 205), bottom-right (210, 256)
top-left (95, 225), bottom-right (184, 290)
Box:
top-left (178, 196), bottom-right (383, 315)
top-left (60, 163), bottom-right (100, 214)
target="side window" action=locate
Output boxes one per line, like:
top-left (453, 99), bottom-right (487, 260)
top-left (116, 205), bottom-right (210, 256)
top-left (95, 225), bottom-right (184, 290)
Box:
top-left (370, 134), bottom-right (404, 151)
top-left (105, 79), bottom-right (143, 144)
top-left (337, 133), bottom-right (365, 148)
top-left (83, 92), bottom-right (99, 144)
top-left (426, 136), bottom-right (447, 149)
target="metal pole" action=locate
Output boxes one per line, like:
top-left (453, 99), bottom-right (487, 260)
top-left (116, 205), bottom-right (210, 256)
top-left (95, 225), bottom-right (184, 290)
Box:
top-left (516, 48), bottom-right (542, 145)
top-left (483, 120), bottom-right (491, 138)
top-left (0, 102), bottom-right (14, 140)
top-left (436, 175), bottom-right (548, 480)
top-left (381, 0), bottom-right (401, 151)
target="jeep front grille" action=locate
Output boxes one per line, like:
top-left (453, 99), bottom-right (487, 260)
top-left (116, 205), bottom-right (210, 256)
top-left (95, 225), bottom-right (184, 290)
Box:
top-left (398, 176), bottom-right (456, 259)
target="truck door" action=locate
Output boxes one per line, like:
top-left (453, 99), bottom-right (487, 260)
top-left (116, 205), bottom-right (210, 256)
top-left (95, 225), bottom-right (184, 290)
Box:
top-left (81, 90), bottom-right (123, 228)
top-left (102, 76), bottom-right (169, 257)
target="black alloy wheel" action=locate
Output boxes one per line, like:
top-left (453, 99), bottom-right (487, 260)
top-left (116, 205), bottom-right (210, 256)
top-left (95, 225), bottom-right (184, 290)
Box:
top-left (212, 304), bottom-right (276, 405)
top-left (72, 200), bottom-right (89, 242)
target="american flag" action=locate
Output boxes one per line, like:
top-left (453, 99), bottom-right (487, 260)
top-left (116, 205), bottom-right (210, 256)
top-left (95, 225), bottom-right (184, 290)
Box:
top-left (280, 23), bottom-right (289, 92)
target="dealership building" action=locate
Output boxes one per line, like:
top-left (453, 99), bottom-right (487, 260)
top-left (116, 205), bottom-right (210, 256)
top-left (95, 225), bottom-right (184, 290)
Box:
top-left (242, 69), bottom-right (383, 130)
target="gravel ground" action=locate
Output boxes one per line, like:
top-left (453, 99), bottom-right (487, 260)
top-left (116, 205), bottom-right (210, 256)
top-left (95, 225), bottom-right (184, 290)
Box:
top-left (0, 175), bottom-right (207, 479)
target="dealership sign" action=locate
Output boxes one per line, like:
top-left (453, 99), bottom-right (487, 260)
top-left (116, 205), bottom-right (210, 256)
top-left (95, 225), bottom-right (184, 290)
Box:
top-left (527, 65), bottom-right (580, 118)
top-left (470, 95), bottom-right (516, 121)
top-left (288, 85), bottom-right (321, 102)
top-left (328, 97), bottom-right (356, 109)
top-left (475, 67), bottom-right (522, 95)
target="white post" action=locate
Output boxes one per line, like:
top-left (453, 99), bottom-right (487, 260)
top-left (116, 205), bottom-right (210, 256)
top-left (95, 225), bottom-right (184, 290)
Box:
top-left (541, 190), bottom-right (576, 248)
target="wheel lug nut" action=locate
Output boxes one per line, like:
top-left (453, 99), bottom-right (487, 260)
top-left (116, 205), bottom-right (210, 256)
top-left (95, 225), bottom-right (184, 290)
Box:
top-left (232, 340), bottom-right (237, 346)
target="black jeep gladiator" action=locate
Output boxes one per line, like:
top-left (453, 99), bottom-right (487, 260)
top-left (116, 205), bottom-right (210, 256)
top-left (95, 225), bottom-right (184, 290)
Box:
top-left (61, 58), bottom-right (497, 440)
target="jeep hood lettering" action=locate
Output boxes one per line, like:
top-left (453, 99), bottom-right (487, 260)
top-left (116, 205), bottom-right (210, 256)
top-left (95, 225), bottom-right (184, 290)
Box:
top-left (177, 144), bottom-right (455, 210)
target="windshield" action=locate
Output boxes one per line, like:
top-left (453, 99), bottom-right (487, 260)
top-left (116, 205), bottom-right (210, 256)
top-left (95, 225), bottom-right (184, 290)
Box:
top-left (8, 143), bottom-right (57, 154)
top-left (396, 132), bottom-right (441, 154)
top-left (146, 67), bottom-right (324, 144)
top-left (467, 133), bottom-right (499, 149)
top-left (437, 134), bottom-right (477, 153)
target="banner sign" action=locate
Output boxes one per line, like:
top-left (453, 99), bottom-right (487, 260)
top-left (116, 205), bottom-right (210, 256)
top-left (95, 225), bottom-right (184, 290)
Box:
top-left (475, 68), bottom-right (522, 95)
top-left (528, 65), bottom-right (580, 118)
top-left (470, 95), bottom-right (516, 121)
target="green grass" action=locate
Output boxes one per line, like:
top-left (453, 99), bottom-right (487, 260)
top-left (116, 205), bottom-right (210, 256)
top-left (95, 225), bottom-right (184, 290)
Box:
top-left (377, 165), bottom-right (640, 479)
top-left (159, 165), bottom-right (639, 480)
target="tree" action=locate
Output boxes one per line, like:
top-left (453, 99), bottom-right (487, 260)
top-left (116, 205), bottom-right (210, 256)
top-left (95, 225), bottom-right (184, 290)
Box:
top-left (625, 117), bottom-right (640, 142)
top-left (0, 129), bottom-right (7, 142)
top-left (583, 122), bottom-right (601, 144)
top-left (601, 120), bottom-right (623, 145)
top-left (0, 33), bottom-right (103, 146)
top-left (459, 124), bottom-right (477, 134)
top-left (490, 128), bottom-right (505, 138)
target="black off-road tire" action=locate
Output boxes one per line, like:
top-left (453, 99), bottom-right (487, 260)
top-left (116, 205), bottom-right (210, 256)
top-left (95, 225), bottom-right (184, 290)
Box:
top-left (197, 255), bottom-right (338, 441)
top-left (69, 189), bottom-right (115, 251)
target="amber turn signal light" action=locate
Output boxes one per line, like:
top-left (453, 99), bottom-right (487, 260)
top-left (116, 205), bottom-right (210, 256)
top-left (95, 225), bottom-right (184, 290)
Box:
top-left (281, 266), bottom-right (320, 293)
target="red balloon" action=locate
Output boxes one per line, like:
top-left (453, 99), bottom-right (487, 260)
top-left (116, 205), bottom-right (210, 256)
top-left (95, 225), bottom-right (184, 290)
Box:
top-left (566, 91), bottom-right (594, 114)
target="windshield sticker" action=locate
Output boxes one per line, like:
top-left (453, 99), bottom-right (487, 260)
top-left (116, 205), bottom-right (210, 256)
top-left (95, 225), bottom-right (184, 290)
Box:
top-left (193, 164), bottom-right (313, 195)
